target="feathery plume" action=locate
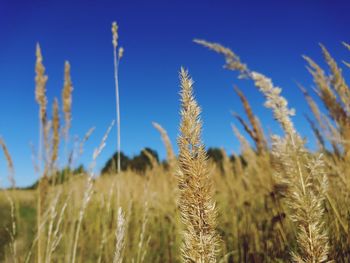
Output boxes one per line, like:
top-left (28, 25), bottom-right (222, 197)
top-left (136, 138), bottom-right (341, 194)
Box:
top-left (142, 148), bottom-right (158, 169)
top-left (177, 68), bottom-right (219, 263)
top-left (193, 39), bottom-right (248, 74)
top-left (35, 44), bottom-right (48, 126)
top-left (51, 98), bottom-right (60, 169)
top-left (71, 120), bottom-right (114, 263)
top-left (320, 44), bottom-right (350, 115)
top-left (343, 41), bottom-right (350, 51)
top-left (304, 54), bottom-right (350, 157)
top-left (118, 47), bottom-right (124, 60)
top-left (0, 137), bottom-right (15, 188)
top-left (304, 114), bottom-right (325, 150)
top-left (62, 61), bottom-right (73, 141)
top-left (233, 86), bottom-right (267, 153)
top-left (272, 137), bottom-right (329, 262)
top-left (195, 40), bottom-right (330, 261)
top-left (152, 122), bottom-right (176, 170)
top-left (112, 22), bottom-right (119, 48)
top-left (298, 84), bottom-right (324, 129)
top-left (113, 207), bottom-right (126, 263)
top-left (251, 72), bottom-right (296, 136)
top-left (342, 42), bottom-right (350, 68)
top-left (135, 199), bottom-right (150, 263)
top-left (195, 39), bottom-right (295, 136)
top-left (299, 84), bottom-right (343, 155)
top-left (231, 124), bottom-right (251, 153)
top-left (35, 44), bottom-right (49, 174)
top-left (34, 44), bottom-right (49, 263)
top-left (79, 127), bottom-right (96, 156)
top-left (303, 56), bottom-right (346, 123)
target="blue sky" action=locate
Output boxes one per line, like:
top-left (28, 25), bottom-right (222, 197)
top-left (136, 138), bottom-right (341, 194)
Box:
top-left (0, 0), bottom-right (350, 187)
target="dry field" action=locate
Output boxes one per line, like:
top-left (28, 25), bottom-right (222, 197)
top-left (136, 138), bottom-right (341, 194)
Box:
top-left (1, 23), bottom-right (350, 263)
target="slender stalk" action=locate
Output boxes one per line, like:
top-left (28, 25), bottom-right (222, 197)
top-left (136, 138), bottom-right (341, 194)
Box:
top-left (35, 43), bottom-right (48, 263)
top-left (112, 22), bottom-right (122, 173)
top-left (71, 120), bottom-right (114, 263)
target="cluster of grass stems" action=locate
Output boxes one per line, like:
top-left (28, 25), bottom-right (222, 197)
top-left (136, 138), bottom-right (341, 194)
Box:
top-left (1, 23), bottom-right (350, 263)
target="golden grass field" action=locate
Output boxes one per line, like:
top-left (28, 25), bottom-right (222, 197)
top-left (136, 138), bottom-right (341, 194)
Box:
top-left (1, 23), bottom-right (350, 263)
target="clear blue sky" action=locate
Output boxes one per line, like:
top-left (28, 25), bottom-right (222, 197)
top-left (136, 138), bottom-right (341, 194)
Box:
top-left (1, 0), bottom-right (350, 187)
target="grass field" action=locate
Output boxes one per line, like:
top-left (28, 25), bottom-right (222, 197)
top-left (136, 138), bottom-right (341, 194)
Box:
top-left (1, 23), bottom-right (350, 263)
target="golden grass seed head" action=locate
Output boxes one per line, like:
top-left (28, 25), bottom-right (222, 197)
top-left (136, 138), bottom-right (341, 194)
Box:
top-left (35, 43), bottom-right (48, 123)
top-left (118, 47), bottom-right (124, 60)
top-left (112, 21), bottom-right (119, 48)
top-left (62, 61), bottom-right (73, 137)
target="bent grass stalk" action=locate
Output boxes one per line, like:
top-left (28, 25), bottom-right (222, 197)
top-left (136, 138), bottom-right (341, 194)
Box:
top-left (152, 122), bottom-right (176, 170)
top-left (195, 39), bottom-right (330, 261)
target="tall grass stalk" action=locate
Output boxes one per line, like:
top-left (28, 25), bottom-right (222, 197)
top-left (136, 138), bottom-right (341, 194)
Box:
top-left (34, 43), bottom-right (48, 263)
top-left (71, 120), bottom-right (115, 263)
top-left (177, 68), bottom-right (219, 263)
top-left (152, 122), bottom-right (176, 170)
top-left (195, 39), bottom-right (330, 261)
top-left (112, 21), bottom-right (124, 173)
top-left (113, 207), bottom-right (126, 263)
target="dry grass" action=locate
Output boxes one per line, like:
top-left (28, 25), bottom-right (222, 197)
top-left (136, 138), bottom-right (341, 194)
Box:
top-left (177, 68), bottom-right (219, 262)
top-left (62, 61), bottom-right (73, 144)
top-left (1, 24), bottom-right (350, 263)
top-left (152, 122), bottom-right (176, 170)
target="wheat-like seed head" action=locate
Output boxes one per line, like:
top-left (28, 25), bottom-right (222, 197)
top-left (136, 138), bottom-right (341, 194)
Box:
top-left (177, 68), bottom-right (219, 263)
top-left (305, 114), bottom-right (326, 150)
top-left (113, 207), bottom-right (126, 263)
top-left (251, 71), bottom-right (296, 136)
top-left (62, 61), bottom-right (73, 139)
top-left (51, 98), bottom-right (60, 167)
top-left (152, 122), bottom-right (176, 170)
top-left (194, 39), bottom-right (248, 74)
top-left (342, 42), bottom-right (350, 68)
top-left (93, 120), bottom-right (115, 163)
top-left (195, 39), bottom-right (296, 136)
top-left (233, 86), bottom-right (267, 154)
top-left (303, 56), bottom-right (340, 117)
top-left (112, 22), bottom-right (119, 48)
top-left (195, 40), bottom-right (331, 261)
top-left (272, 136), bottom-right (330, 262)
top-left (231, 123), bottom-right (251, 153)
top-left (118, 47), bottom-right (124, 60)
top-left (35, 43), bottom-right (48, 125)
top-left (298, 84), bottom-right (324, 129)
top-left (72, 120), bottom-right (115, 263)
top-left (0, 137), bottom-right (15, 188)
top-left (142, 148), bottom-right (158, 169)
top-left (304, 53), bottom-right (350, 157)
top-left (320, 44), bottom-right (350, 115)
top-left (79, 127), bottom-right (96, 156)
top-left (343, 41), bottom-right (350, 51)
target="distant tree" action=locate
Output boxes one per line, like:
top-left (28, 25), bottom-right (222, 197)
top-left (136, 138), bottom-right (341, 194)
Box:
top-left (73, 165), bottom-right (85, 174)
top-left (206, 148), bottom-right (224, 164)
top-left (207, 147), bottom-right (226, 173)
top-left (101, 148), bottom-right (159, 175)
top-left (129, 147), bottom-right (159, 173)
top-left (101, 151), bottom-right (129, 174)
top-left (26, 165), bottom-right (87, 189)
